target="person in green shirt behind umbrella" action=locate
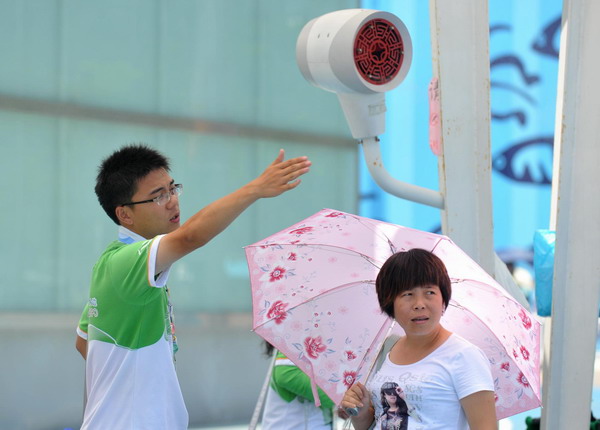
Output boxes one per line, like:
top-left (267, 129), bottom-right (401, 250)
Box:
top-left (261, 341), bottom-right (337, 430)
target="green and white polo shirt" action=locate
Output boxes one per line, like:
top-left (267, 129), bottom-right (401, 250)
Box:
top-left (77, 226), bottom-right (188, 429)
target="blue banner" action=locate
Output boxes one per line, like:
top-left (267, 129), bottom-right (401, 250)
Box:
top-left (360, 0), bottom-right (561, 275)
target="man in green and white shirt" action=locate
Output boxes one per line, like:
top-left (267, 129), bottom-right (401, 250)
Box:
top-left (78, 226), bottom-right (185, 428)
top-left (76, 145), bottom-right (311, 429)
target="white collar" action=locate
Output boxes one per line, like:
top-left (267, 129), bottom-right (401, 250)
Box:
top-left (117, 225), bottom-right (147, 244)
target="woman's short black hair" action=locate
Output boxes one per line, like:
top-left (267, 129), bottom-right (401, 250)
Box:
top-left (376, 248), bottom-right (451, 318)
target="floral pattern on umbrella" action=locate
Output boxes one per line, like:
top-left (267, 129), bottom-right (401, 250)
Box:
top-left (245, 209), bottom-right (541, 419)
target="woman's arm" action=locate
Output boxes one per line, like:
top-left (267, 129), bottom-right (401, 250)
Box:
top-left (341, 382), bottom-right (375, 430)
top-left (460, 390), bottom-right (497, 430)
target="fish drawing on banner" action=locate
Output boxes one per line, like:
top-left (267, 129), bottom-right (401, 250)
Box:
top-left (490, 16), bottom-right (560, 186)
top-left (492, 137), bottom-right (553, 186)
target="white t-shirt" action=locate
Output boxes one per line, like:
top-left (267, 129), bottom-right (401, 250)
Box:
top-left (262, 386), bottom-right (330, 430)
top-left (366, 334), bottom-right (494, 430)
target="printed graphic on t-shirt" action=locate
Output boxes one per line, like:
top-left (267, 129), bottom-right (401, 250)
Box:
top-left (375, 381), bottom-right (410, 430)
top-left (367, 336), bottom-right (493, 430)
top-left (370, 372), bottom-right (426, 429)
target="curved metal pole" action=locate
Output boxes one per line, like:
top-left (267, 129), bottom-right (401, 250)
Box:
top-left (360, 136), bottom-right (445, 209)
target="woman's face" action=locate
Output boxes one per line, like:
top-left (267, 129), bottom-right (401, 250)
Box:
top-left (393, 284), bottom-right (445, 336)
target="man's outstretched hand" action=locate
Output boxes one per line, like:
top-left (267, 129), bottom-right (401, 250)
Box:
top-left (250, 149), bottom-right (312, 198)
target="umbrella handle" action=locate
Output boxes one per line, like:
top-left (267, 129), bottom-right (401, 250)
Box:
top-left (345, 406), bottom-right (360, 416)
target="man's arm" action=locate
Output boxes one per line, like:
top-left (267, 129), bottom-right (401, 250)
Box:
top-left (76, 335), bottom-right (87, 360)
top-left (155, 149), bottom-right (310, 273)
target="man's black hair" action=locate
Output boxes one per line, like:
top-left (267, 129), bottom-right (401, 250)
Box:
top-left (95, 144), bottom-right (170, 225)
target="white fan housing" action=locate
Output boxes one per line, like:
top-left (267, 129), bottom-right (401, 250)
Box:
top-left (296, 9), bottom-right (413, 139)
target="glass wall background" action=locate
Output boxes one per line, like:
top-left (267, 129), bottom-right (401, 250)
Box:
top-left (0, 1), bottom-right (360, 428)
top-left (0, 0), bottom-right (359, 313)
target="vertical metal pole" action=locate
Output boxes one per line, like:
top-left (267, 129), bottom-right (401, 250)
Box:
top-left (541, 0), bottom-right (600, 428)
top-left (429, 0), bottom-right (495, 276)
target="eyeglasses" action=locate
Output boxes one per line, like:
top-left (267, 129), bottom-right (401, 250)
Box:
top-left (121, 184), bottom-right (183, 206)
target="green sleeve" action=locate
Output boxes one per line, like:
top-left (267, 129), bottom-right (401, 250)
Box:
top-left (271, 362), bottom-right (335, 410)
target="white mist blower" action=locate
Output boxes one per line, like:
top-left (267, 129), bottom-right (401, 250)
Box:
top-left (296, 9), bottom-right (443, 209)
top-left (297, 8), bottom-right (411, 139)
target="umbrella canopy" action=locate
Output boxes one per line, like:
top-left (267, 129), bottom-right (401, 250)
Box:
top-left (245, 209), bottom-right (541, 419)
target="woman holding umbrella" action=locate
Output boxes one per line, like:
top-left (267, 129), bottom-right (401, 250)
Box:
top-left (341, 249), bottom-right (497, 430)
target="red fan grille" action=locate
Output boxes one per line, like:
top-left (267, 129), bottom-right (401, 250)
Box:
top-left (353, 18), bottom-right (405, 85)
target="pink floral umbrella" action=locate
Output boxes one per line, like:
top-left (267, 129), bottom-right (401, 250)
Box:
top-left (245, 209), bottom-right (541, 419)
